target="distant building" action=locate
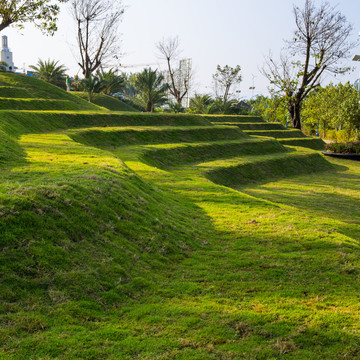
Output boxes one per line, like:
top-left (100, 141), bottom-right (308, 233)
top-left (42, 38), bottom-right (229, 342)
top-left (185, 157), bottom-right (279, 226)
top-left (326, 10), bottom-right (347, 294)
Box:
top-left (1, 35), bottom-right (15, 71)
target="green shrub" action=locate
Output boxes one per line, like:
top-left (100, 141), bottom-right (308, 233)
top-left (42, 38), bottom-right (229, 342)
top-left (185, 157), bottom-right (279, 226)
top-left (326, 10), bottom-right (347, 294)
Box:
top-left (325, 140), bottom-right (360, 154)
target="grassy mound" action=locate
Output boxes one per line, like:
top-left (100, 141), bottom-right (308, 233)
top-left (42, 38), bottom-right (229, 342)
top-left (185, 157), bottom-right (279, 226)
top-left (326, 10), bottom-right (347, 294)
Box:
top-left (204, 115), bottom-right (264, 123)
top-left (278, 137), bottom-right (325, 150)
top-left (0, 98), bottom-right (100, 111)
top-left (0, 72), bottom-right (102, 111)
top-left (4, 74), bottom-right (360, 359)
top-left (141, 138), bottom-right (288, 168)
top-left (0, 86), bottom-right (38, 98)
top-left (0, 131), bottom-right (210, 347)
top-left (205, 150), bottom-right (333, 187)
top-left (0, 111), bottom-right (214, 165)
top-left (233, 122), bottom-right (286, 130)
top-left (74, 92), bottom-right (138, 112)
top-left (68, 125), bottom-right (248, 148)
top-left (245, 129), bottom-right (308, 138)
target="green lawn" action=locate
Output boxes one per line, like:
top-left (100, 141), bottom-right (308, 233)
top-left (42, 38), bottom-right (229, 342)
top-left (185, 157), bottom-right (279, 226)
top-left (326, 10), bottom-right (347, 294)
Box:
top-left (1, 73), bottom-right (360, 358)
top-left (2, 128), bottom-right (359, 359)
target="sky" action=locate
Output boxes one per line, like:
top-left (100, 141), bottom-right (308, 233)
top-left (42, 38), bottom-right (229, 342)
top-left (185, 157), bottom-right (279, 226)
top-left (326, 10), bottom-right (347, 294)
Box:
top-left (2, 0), bottom-right (360, 99)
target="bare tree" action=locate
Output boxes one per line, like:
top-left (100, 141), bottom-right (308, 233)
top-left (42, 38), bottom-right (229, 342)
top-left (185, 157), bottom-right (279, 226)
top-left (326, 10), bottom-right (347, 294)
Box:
top-left (213, 64), bottom-right (242, 102)
top-left (156, 36), bottom-right (191, 105)
top-left (71, 0), bottom-right (124, 78)
top-left (262, 0), bottom-right (357, 129)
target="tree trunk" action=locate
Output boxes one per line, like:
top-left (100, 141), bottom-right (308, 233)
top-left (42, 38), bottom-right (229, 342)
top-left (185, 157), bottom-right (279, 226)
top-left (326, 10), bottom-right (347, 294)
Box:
top-left (288, 100), bottom-right (301, 129)
top-left (146, 99), bottom-right (152, 112)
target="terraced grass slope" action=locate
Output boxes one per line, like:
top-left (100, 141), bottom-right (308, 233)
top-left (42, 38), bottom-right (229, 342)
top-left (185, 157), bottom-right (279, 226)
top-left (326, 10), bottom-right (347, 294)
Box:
top-left (2, 75), bottom-right (360, 359)
top-left (73, 92), bottom-right (138, 112)
top-left (0, 72), bottom-right (103, 111)
top-left (207, 114), bottom-right (326, 150)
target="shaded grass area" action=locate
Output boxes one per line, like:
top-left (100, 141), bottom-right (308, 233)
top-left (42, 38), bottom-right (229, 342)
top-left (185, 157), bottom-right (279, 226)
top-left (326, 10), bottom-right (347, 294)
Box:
top-left (2, 131), bottom-right (360, 358)
top-left (0, 132), bottom-right (213, 358)
top-left (74, 144), bottom-right (360, 360)
top-left (68, 125), bottom-right (248, 148)
top-left (141, 138), bottom-right (288, 169)
top-left (204, 115), bottom-right (264, 123)
top-left (278, 137), bottom-right (325, 150)
top-left (0, 98), bottom-right (98, 111)
top-left (0, 84), bottom-right (359, 358)
top-left (205, 150), bottom-right (334, 187)
top-left (73, 92), bottom-right (138, 112)
top-left (0, 86), bottom-right (38, 98)
top-left (244, 129), bottom-right (307, 138)
top-left (0, 111), bottom-right (214, 165)
top-left (232, 122), bottom-right (285, 130)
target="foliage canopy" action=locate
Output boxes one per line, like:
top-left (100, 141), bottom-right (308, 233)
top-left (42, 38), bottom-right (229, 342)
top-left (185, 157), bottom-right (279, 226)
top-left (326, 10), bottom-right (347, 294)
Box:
top-left (0, 0), bottom-right (67, 34)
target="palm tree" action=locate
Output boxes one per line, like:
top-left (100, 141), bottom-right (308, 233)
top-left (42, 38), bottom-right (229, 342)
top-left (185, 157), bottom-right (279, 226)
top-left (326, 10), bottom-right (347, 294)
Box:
top-left (134, 68), bottom-right (168, 112)
top-left (189, 94), bottom-right (213, 114)
top-left (207, 98), bottom-right (240, 115)
top-left (29, 59), bottom-right (68, 88)
top-left (80, 75), bottom-right (106, 102)
top-left (96, 68), bottom-right (125, 95)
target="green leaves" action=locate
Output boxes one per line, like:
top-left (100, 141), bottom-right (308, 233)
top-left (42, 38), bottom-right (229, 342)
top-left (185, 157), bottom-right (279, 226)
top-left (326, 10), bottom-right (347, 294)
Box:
top-left (29, 58), bottom-right (67, 88)
top-left (0, 0), bottom-right (67, 34)
top-left (302, 82), bottom-right (360, 139)
top-left (213, 64), bottom-right (242, 102)
top-left (134, 68), bottom-right (169, 112)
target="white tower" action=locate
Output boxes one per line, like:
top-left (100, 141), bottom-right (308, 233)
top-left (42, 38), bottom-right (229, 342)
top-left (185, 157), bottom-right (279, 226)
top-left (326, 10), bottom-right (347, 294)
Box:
top-left (1, 36), bottom-right (15, 71)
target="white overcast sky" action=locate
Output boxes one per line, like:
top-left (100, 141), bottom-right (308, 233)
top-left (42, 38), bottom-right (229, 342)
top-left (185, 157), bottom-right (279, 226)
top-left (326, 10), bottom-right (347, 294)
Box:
top-left (2, 0), bottom-right (360, 99)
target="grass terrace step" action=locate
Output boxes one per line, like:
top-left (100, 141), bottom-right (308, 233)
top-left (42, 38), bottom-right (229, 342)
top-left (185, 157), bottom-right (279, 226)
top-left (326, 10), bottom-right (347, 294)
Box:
top-left (203, 115), bottom-right (264, 123)
top-left (0, 98), bottom-right (100, 111)
top-left (140, 138), bottom-right (289, 168)
top-left (0, 111), bottom-right (213, 136)
top-left (0, 72), bottom-right (102, 111)
top-left (73, 92), bottom-right (138, 112)
top-left (232, 122), bottom-right (286, 131)
top-left (244, 129), bottom-right (308, 138)
top-left (0, 86), bottom-right (38, 98)
top-left (203, 150), bottom-right (333, 186)
top-left (68, 125), bottom-right (248, 148)
top-left (278, 137), bottom-right (325, 150)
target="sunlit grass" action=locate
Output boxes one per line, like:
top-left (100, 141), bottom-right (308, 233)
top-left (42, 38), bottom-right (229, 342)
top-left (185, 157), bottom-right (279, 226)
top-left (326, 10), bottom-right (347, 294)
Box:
top-left (1, 85), bottom-right (360, 358)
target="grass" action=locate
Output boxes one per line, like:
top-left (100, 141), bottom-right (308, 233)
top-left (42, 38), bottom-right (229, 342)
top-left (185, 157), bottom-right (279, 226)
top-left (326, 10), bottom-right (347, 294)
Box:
top-left (73, 92), bottom-right (138, 112)
top-left (278, 138), bottom-right (325, 150)
top-left (68, 125), bottom-right (248, 148)
top-left (1, 73), bottom-right (360, 358)
top-left (140, 138), bottom-right (288, 169)
top-left (0, 73), bottom-right (101, 111)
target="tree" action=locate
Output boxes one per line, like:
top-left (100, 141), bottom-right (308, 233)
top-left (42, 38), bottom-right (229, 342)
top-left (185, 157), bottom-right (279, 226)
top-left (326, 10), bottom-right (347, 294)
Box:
top-left (134, 68), bottom-right (168, 112)
top-left (0, 0), bottom-right (67, 34)
top-left (80, 74), bottom-right (106, 102)
top-left (156, 36), bottom-right (191, 105)
top-left (96, 68), bottom-right (125, 95)
top-left (262, 0), bottom-right (356, 129)
top-left (71, 0), bottom-right (124, 78)
top-left (207, 98), bottom-right (240, 115)
top-left (29, 59), bottom-right (67, 88)
top-left (189, 94), bottom-right (213, 114)
top-left (0, 61), bottom-right (8, 71)
top-left (213, 65), bottom-right (242, 102)
top-left (302, 83), bottom-right (360, 139)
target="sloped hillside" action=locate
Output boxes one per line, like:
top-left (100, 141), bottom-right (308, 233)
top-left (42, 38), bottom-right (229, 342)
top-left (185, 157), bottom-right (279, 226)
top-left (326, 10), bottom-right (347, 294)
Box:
top-left (73, 92), bottom-right (138, 112)
top-left (0, 72), bottom-right (103, 111)
top-left (2, 73), bottom-right (360, 359)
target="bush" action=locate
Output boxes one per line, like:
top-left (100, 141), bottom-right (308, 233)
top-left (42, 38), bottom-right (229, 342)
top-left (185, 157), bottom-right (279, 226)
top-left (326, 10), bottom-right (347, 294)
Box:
top-left (325, 141), bottom-right (360, 154)
top-left (326, 129), bottom-right (357, 142)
